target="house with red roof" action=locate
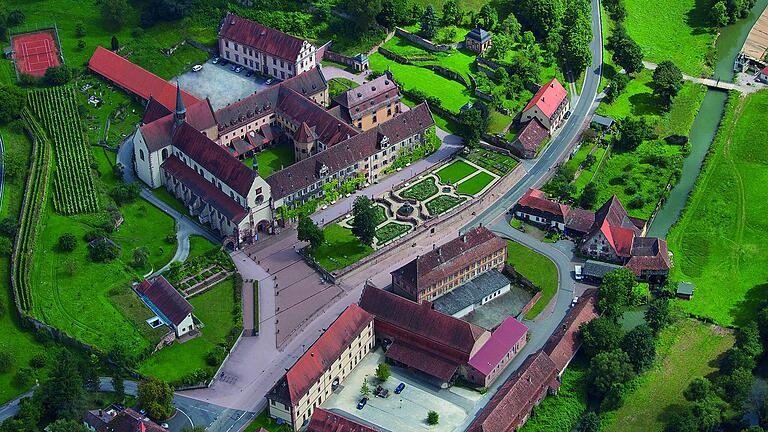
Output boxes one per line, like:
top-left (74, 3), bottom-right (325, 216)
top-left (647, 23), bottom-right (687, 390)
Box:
top-left (307, 409), bottom-right (382, 432)
top-left (218, 13), bottom-right (317, 80)
top-left (135, 276), bottom-right (194, 338)
top-left (580, 196), bottom-right (646, 262)
top-left (542, 289), bottom-right (598, 373)
top-left (466, 317), bottom-right (528, 387)
top-left (521, 78), bottom-right (569, 132)
top-left (513, 188), bottom-right (571, 231)
top-left (510, 117), bottom-right (549, 159)
top-left (759, 66), bottom-right (768, 84)
top-left (266, 304), bottom-right (374, 430)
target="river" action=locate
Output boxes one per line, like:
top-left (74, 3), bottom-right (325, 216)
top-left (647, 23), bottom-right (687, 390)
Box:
top-left (647, 0), bottom-right (768, 238)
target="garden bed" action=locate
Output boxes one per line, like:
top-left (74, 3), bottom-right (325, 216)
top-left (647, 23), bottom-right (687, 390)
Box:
top-left (400, 177), bottom-right (439, 201)
top-left (425, 195), bottom-right (465, 215)
top-left (464, 148), bottom-right (518, 176)
top-left (375, 222), bottom-right (412, 245)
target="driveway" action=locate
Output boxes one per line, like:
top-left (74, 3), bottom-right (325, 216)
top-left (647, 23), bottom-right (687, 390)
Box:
top-left (175, 61), bottom-right (268, 110)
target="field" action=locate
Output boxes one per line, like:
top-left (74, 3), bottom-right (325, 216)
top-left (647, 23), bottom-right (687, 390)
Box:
top-left (425, 195), bottom-right (465, 215)
top-left (138, 277), bottom-right (238, 382)
top-left (250, 144), bottom-right (295, 177)
top-left (603, 320), bottom-right (734, 432)
top-left (28, 87), bottom-right (100, 214)
top-left (381, 35), bottom-right (476, 82)
top-left (369, 52), bottom-right (475, 112)
top-left (667, 91), bottom-right (768, 326)
top-left (401, 177), bottom-right (438, 201)
top-left (436, 160), bottom-right (478, 184)
top-left (457, 172), bottom-right (495, 195)
top-left (375, 222), bottom-right (412, 245)
top-left (506, 241), bottom-right (558, 319)
top-left (624, 0), bottom-right (716, 75)
top-left (519, 359), bottom-right (588, 432)
top-left (310, 224), bottom-right (373, 272)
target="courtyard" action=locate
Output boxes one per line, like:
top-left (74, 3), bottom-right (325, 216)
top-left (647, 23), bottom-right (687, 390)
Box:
top-left (175, 60), bottom-right (268, 110)
top-left (323, 350), bottom-right (477, 432)
top-left (462, 285), bottom-right (534, 330)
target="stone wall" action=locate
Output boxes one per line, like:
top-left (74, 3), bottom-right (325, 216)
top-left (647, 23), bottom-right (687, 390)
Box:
top-left (395, 27), bottom-right (456, 52)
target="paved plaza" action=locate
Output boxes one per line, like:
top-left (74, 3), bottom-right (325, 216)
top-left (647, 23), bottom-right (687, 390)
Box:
top-left (323, 350), bottom-right (475, 432)
top-left (462, 285), bottom-right (534, 330)
top-left (175, 60), bottom-right (267, 110)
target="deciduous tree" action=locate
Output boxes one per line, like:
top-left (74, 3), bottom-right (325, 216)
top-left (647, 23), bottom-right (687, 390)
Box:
top-left (653, 60), bottom-right (683, 108)
top-left (352, 196), bottom-right (377, 246)
top-left (441, 0), bottom-right (463, 26)
top-left (35, 351), bottom-right (85, 424)
top-left (588, 349), bottom-right (635, 398)
top-left (297, 216), bottom-right (325, 250)
top-left (138, 377), bottom-right (175, 420)
top-left (598, 268), bottom-right (636, 319)
top-left (621, 324), bottom-right (656, 372)
top-left (645, 298), bottom-right (674, 334)
top-left (376, 363), bottom-right (391, 382)
top-left (0, 84), bottom-right (25, 124)
top-left (615, 116), bottom-right (650, 151)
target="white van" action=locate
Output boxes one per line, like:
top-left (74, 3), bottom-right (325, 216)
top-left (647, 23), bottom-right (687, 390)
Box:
top-left (574, 265), bottom-right (583, 280)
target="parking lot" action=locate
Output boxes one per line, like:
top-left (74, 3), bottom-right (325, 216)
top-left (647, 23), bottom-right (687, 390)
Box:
top-left (175, 61), bottom-right (267, 110)
top-left (323, 350), bottom-right (477, 432)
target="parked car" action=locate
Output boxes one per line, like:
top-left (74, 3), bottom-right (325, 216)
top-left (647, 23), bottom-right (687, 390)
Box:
top-left (246, 69), bottom-right (254, 77)
top-left (211, 57), bottom-right (220, 64)
top-left (160, 423), bottom-right (169, 429)
top-left (564, 110), bottom-right (572, 120)
top-left (356, 397), bottom-right (368, 410)
top-left (230, 65), bottom-right (237, 71)
top-left (265, 78), bottom-right (274, 85)
top-left (235, 66), bottom-right (243, 73)
top-left (219, 59), bottom-right (229, 66)
top-left (192, 64), bottom-right (203, 72)
top-left (574, 265), bottom-right (583, 280)
top-left (374, 386), bottom-right (389, 398)
top-left (571, 296), bottom-right (579, 307)
top-left (394, 382), bottom-right (405, 394)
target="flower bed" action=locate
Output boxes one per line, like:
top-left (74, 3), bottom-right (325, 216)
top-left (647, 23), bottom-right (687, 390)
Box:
top-left (425, 195), bottom-right (466, 215)
top-left (465, 148), bottom-right (518, 176)
top-left (400, 177), bottom-right (438, 201)
top-left (375, 222), bottom-right (412, 245)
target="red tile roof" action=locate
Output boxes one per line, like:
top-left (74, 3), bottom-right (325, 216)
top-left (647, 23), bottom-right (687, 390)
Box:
top-left (307, 408), bottom-right (381, 432)
top-left (142, 97), bottom-right (172, 125)
top-left (266, 103), bottom-right (434, 200)
top-left (516, 188), bottom-right (570, 221)
top-left (219, 13), bottom-right (308, 61)
top-left (359, 286), bottom-right (488, 358)
top-left (467, 351), bottom-right (559, 432)
top-left (293, 121), bottom-right (317, 143)
top-left (625, 237), bottom-right (671, 275)
top-left (171, 122), bottom-right (257, 197)
top-left (136, 276), bottom-right (192, 326)
top-left (277, 87), bottom-right (358, 146)
top-left (565, 207), bottom-right (595, 235)
top-left (386, 340), bottom-right (460, 382)
top-left (515, 118), bottom-right (549, 156)
top-left (268, 304), bottom-right (373, 405)
top-left (88, 46), bottom-right (201, 111)
top-left (161, 155), bottom-right (248, 222)
top-left (390, 226), bottom-right (507, 298)
top-left (600, 221), bottom-right (636, 258)
top-left (589, 195), bottom-right (644, 257)
top-left (100, 408), bottom-right (166, 432)
top-left (139, 100), bottom-right (217, 153)
top-left (762, 66), bottom-right (768, 75)
top-left (542, 289), bottom-right (598, 372)
top-left (469, 317), bottom-right (528, 375)
top-left (523, 78), bottom-right (567, 119)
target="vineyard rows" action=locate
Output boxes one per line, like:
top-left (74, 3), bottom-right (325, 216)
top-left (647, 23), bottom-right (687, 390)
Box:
top-left (28, 87), bottom-right (99, 214)
top-left (12, 109), bottom-right (52, 313)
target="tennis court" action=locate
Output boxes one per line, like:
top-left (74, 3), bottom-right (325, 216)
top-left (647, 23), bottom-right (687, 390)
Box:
top-left (12, 29), bottom-right (62, 77)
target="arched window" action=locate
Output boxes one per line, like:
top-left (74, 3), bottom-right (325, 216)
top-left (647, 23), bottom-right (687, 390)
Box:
top-left (161, 149), bottom-right (168, 160)
top-left (139, 149), bottom-right (145, 161)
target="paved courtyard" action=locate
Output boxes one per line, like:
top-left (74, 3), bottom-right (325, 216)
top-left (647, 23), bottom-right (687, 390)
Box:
top-left (323, 350), bottom-right (476, 432)
top-left (175, 61), bottom-right (267, 110)
top-left (462, 284), bottom-right (534, 330)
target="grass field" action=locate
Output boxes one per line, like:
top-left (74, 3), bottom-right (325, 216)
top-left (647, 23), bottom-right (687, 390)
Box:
top-left (244, 410), bottom-right (293, 432)
top-left (603, 320), bottom-right (734, 432)
top-left (624, 0), bottom-right (715, 75)
top-left (457, 172), bottom-right (495, 195)
top-left (667, 91), bottom-right (768, 327)
top-left (369, 53), bottom-right (476, 112)
top-left (382, 35), bottom-right (477, 83)
top-left (188, 236), bottom-right (219, 261)
top-left (138, 277), bottom-right (238, 382)
top-left (311, 224), bottom-right (373, 272)
top-left (520, 358), bottom-right (588, 432)
top-left (436, 160), bottom-right (478, 184)
top-left (506, 241), bottom-right (559, 319)
top-left (249, 144), bottom-right (295, 177)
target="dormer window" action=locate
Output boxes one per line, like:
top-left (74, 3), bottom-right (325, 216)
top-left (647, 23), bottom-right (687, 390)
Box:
top-left (380, 135), bottom-right (389, 148)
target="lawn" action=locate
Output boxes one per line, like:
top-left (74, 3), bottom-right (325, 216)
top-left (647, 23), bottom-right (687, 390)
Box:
top-left (488, 110), bottom-right (514, 135)
top-left (436, 160), bottom-right (478, 184)
top-left (464, 148), bottom-right (518, 176)
top-left (375, 222), bottom-right (412, 245)
top-left (401, 177), bottom-right (439, 201)
top-left (310, 224), bottom-right (373, 272)
top-left (152, 186), bottom-right (191, 217)
top-left (328, 77), bottom-right (359, 99)
top-left (188, 235), bottom-right (219, 261)
top-left (602, 320), bottom-right (734, 432)
top-left (138, 277), bottom-right (238, 382)
top-left (369, 52), bottom-right (476, 112)
top-left (77, 76), bottom-right (144, 148)
top-left (244, 410), bottom-right (293, 432)
top-left (624, 0), bottom-right (716, 75)
top-left (506, 241), bottom-right (558, 319)
top-left (250, 144), bottom-right (295, 177)
top-left (519, 358), bottom-right (588, 432)
top-left (564, 142), bottom-right (597, 174)
top-left (667, 91), bottom-right (768, 327)
top-left (595, 70), bottom-right (662, 120)
top-left (457, 172), bottom-right (495, 195)
top-left (425, 195), bottom-right (465, 215)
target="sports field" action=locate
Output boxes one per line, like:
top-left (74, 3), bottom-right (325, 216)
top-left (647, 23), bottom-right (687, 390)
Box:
top-left (603, 320), bottom-right (734, 432)
top-left (12, 29), bottom-right (62, 77)
top-left (668, 91), bottom-right (768, 326)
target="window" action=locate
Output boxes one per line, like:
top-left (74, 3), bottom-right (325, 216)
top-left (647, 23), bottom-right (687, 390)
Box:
top-left (225, 40), bottom-right (229, 48)
top-left (234, 43), bottom-right (238, 51)
top-left (280, 60), bottom-right (284, 68)
top-left (273, 58), bottom-right (277, 65)
top-left (225, 51), bottom-right (230, 59)
top-left (139, 149), bottom-right (145, 161)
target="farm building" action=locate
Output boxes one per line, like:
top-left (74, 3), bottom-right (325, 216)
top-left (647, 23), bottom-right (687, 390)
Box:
top-left (135, 276), bottom-right (195, 338)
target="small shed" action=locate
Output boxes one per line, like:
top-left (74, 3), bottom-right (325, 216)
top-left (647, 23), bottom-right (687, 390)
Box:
top-left (592, 114), bottom-right (615, 130)
top-left (676, 282), bottom-right (695, 300)
top-left (352, 53), bottom-right (369, 72)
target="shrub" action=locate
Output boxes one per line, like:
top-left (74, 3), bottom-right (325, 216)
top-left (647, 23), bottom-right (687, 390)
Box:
top-left (132, 247), bottom-right (149, 268)
top-left (15, 368), bottom-right (34, 388)
top-left (0, 237), bottom-right (11, 256)
top-left (29, 353), bottom-right (47, 369)
top-left (58, 233), bottom-right (77, 252)
top-left (0, 351), bottom-right (13, 372)
top-left (44, 65), bottom-right (73, 85)
top-left (89, 239), bottom-right (120, 262)
top-left (427, 410), bottom-right (439, 425)
top-left (164, 234), bottom-right (176, 244)
top-left (110, 182), bottom-right (141, 205)
top-left (84, 229), bottom-right (108, 242)
top-left (206, 346), bottom-right (227, 366)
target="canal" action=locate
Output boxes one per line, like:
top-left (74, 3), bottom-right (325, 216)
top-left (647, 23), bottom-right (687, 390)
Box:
top-left (647, 0), bottom-right (768, 238)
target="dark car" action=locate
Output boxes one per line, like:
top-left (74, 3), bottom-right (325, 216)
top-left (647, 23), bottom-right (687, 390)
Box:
top-left (564, 110), bottom-right (572, 120)
top-left (219, 59), bottom-right (229, 66)
top-left (356, 397), bottom-right (368, 410)
top-left (394, 383), bottom-right (405, 394)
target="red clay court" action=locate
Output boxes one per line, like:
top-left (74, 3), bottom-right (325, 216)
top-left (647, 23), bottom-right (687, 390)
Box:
top-left (12, 29), bottom-right (62, 77)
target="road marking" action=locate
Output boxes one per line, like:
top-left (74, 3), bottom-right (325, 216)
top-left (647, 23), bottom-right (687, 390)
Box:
top-left (176, 407), bottom-right (194, 428)
top-left (224, 411), bottom-right (248, 432)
